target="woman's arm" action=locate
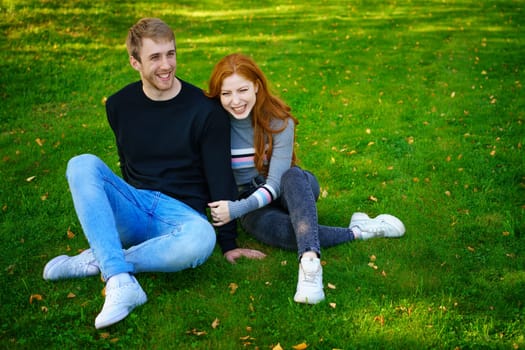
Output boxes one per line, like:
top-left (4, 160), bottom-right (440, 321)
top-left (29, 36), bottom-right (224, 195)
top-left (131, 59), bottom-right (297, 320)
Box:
top-left (210, 119), bottom-right (295, 224)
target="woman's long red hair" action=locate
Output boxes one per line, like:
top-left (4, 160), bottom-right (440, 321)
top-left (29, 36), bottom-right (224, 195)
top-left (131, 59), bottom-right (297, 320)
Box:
top-left (206, 53), bottom-right (298, 174)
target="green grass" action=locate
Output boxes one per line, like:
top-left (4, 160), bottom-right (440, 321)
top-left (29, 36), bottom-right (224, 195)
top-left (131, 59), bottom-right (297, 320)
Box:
top-left (1, 0), bottom-right (524, 349)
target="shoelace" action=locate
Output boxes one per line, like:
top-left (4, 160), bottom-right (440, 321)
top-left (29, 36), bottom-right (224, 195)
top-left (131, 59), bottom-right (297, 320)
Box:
top-left (360, 220), bottom-right (390, 234)
top-left (71, 256), bottom-right (99, 274)
top-left (302, 266), bottom-right (321, 284)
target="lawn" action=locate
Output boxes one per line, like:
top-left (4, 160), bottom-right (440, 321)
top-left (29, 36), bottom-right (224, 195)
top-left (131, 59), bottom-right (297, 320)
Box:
top-left (1, 0), bottom-right (524, 349)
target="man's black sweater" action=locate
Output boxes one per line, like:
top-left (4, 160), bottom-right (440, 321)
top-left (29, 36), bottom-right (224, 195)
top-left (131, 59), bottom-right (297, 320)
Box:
top-left (106, 79), bottom-right (238, 251)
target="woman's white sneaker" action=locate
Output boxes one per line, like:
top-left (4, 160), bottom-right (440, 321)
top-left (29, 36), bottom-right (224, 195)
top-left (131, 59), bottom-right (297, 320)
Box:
top-left (293, 257), bottom-right (325, 304)
top-left (350, 213), bottom-right (406, 240)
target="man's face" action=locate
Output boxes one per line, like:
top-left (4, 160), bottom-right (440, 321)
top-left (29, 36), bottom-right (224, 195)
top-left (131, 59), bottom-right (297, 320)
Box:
top-left (130, 38), bottom-right (177, 99)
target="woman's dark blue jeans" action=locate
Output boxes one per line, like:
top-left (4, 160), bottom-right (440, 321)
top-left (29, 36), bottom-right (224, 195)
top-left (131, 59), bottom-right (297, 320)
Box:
top-left (239, 166), bottom-right (354, 258)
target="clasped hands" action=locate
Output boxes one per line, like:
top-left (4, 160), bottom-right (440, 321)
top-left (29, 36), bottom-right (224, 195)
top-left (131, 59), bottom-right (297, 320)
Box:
top-left (208, 200), bottom-right (232, 226)
top-left (208, 201), bottom-right (266, 264)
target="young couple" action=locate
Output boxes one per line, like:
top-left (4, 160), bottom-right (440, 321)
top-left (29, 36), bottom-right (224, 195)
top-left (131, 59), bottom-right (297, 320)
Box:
top-left (43, 18), bottom-right (405, 329)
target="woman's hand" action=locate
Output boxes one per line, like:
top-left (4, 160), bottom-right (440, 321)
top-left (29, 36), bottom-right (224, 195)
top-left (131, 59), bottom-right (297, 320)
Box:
top-left (208, 200), bottom-right (232, 226)
top-left (224, 248), bottom-right (267, 264)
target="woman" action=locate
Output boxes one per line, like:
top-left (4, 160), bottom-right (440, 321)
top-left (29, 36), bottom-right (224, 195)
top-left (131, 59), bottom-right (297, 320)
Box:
top-left (207, 53), bottom-right (405, 304)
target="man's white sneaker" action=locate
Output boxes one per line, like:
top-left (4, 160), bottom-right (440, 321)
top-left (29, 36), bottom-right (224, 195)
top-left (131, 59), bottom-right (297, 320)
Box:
top-left (293, 257), bottom-right (325, 304)
top-left (350, 212), bottom-right (406, 240)
top-left (43, 249), bottom-right (100, 280)
top-left (95, 274), bottom-right (147, 329)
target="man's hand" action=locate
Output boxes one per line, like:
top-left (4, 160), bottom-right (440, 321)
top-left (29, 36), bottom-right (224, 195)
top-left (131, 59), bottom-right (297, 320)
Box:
top-left (208, 200), bottom-right (232, 226)
top-left (224, 248), bottom-right (267, 264)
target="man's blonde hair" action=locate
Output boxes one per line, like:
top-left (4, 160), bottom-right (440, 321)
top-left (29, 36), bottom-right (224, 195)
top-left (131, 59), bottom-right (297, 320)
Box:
top-left (126, 18), bottom-right (175, 62)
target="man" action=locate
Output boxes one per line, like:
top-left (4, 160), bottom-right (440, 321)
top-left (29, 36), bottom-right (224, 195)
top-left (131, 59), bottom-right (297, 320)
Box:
top-left (42, 18), bottom-right (238, 329)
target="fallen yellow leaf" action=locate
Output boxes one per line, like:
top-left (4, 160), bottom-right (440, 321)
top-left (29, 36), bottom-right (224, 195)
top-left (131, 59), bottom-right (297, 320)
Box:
top-left (29, 294), bottom-right (43, 304)
top-left (374, 315), bottom-right (385, 326)
top-left (229, 282), bottom-right (238, 294)
top-left (292, 342), bottom-right (308, 350)
top-left (272, 343), bottom-right (284, 350)
top-left (211, 318), bottom-right (220, 329)
top-left (186, 329), bottom-right (207, 336)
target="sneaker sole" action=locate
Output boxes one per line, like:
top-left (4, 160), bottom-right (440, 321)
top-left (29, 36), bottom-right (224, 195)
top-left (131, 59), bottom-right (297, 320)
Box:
top-left (294, 293), bottom-right (325, 304)
top-left (376, 214), bottom-right (406, 237)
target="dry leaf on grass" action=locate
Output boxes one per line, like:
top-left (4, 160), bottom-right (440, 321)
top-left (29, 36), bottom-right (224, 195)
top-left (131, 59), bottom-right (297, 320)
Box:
top-left (368, 262), bottom-right (378, 270)
top-left (29, 294), bottom-right (43, 304)
top-left (374, 315), bottom-right (385, 326)
top-left (186, 328), bottom-right (207, 336)
top-left (67, 227), bottom-right (75, 239)
top-left (229, 282), bottom-right (238, 294)
top-left (211, 318), bottom-right (220, 329)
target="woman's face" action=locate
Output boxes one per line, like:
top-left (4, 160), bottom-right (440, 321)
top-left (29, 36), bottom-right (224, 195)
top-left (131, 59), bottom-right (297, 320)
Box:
top-left (220, 73), bottom-right (258, 120)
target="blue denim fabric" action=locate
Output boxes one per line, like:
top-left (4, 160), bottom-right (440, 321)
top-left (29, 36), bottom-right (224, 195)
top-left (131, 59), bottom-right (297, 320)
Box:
top-left (66, 154), bottom-right (215, 281)
top-left (240, 166), bottom-right (354, 259)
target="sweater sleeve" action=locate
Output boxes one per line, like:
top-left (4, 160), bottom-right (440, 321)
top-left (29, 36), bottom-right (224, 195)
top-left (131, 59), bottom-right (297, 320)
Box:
top-left (228, 119), bottom-right (294, 219)
top-left (200, 103), bottom-right (239, 253)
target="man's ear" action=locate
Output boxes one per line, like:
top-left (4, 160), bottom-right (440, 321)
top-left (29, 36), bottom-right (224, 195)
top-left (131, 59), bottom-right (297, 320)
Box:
top-left (129, 55), bottom-right (141, 71)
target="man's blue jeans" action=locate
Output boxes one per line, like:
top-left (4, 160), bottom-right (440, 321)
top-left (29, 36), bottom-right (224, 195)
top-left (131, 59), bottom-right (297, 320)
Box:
top-left (66, 154), bottom-right (215, 281)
